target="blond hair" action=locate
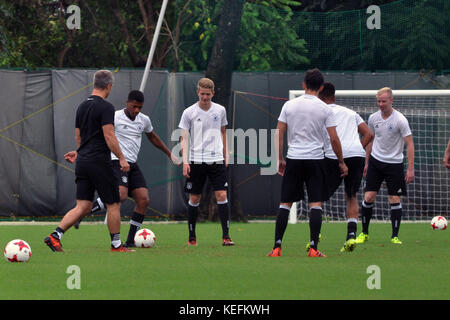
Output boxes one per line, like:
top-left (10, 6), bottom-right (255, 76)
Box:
top-left (377, 87), bottom-right (393, 97)
top-left (197, 78), bottom-right (215, 91)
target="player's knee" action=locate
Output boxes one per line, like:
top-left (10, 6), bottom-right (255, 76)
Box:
top-left (189, 194), bottom-right (201, 204)
top-left (136, 196), bottom-right (150, 208)
top-left (388, 195), bottom-right (401, 204)
top-left (364, 192), bottom-right (376, 203)
top-left (215, 191), bottom-right (227, 203)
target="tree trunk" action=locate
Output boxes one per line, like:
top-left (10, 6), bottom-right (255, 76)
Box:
top-left (205, 0), bottom-right (244, 109)
top-left (110, 0), bottom-right (146, 67)
top-left (200, 0), bottom-right (246, 222)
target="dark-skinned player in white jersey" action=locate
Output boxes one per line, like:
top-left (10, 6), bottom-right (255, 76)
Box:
top-left (45, 70), bottom-right (132, 252)
top-left (318, 82), bottom-right (373, 253)
top-left (76, 90), bottom-right (180, 248)
top-left (267, 69), bottom-right (348, 258)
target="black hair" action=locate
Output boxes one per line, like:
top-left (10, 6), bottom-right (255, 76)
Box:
top-left (304, 68), bottom-right (324, 91)
top-left (127, 90), bottom-right (144, 102)
top-left (318, 82), bottom-right (335, 100)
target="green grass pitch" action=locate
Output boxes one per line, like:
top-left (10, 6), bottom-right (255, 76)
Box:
top-left (0, 222), bottom-right (448, 300)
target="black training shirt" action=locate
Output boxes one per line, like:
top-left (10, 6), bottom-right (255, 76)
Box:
top-left (75, 95), bottom-right (115, 162)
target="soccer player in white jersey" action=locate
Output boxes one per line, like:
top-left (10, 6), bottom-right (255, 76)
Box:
top-left (356, 87), bottom-right (415, 245)
top-left (319, 82), bottom-right (374, 253)
top-left (77, 90), bottom-right (179, 247)
top-left (267, 69), bottom-right (348, 258)
top-left (178, 78), bottom-right (234, 247)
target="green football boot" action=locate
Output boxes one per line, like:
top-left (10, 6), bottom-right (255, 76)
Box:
top-left (354, 232), bottom-right (369, 244)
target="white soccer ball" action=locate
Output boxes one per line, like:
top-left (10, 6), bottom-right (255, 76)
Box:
top-left (134, 228), bottom-right (156, 248)
top-left (431, 216), bottom-right (447, 230)
top-left (4, 239), bottom-right (32, 262)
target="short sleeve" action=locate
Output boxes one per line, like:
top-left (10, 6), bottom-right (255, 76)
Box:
top-left (367, 114), bottom-right (375, 132)
top-left (221, 108), bottom-right (228, 127)
top-left (178, 110), bottom-right (190, 131)
top-left (355, 113), bottom-right (365, 126)
top-left (144, 115), bottom-right (153, 133)
top-left (101, 102), bottom-right (115, 126)
top-left (399, 115), bottom-right (412, 137)
top-left (278, 103), bottom-right (288, 123)
top-left (325, 107), bottom-right (337, 128)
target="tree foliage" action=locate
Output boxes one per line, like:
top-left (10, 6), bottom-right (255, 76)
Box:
top-left (0, 0), bottom-right (448, 71)
top-left (0, 0), bottom-right (307, 71)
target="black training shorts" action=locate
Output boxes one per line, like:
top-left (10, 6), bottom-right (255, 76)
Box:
top-left (184, 162), bottom-right (228, 194)
top-left (112, 160), bottom-right (147, 196)
top-left (364, 155), bottom-right (407, 196)
top-left (280, 158), bottom-right (328, 203)
top-left (324, 156), bottom-right (365, 200)
top-left (75, 160), bottom-right (120, 204)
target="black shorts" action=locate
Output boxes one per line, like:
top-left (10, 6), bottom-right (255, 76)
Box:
top-left (75, 160), bottom-right (120, 204)
top-left (280, 158), bottom-right (328, 203)
top-left (364, 155), bottom-right (407, 196)
top-left (324, 157), bottom-right (365, 200)
top-left (112, 160), bottom-right (147, 196)
top-left (184, 162), bottom-right (228, 194)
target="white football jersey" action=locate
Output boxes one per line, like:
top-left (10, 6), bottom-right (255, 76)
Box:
top-left (278, 94), bottom-right (336, 160)
top-left (111, 109), bottom-right (153, 163)
top-left (178, 102), bottom-right (227, 163)
top-left (324, 104), bottom-right (366, 159)
top-left (368, 109), bottom-right (412, 164)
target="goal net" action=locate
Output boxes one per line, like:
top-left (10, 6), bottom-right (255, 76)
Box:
top-left (288, 90), bottom-right (450, 223)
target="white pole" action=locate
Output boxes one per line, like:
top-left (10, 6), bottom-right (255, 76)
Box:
top-left (139, 0), bottom-right (169, 93)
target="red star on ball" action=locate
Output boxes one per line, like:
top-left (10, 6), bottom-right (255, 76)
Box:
top-left (139, 229), bottom-right (151, 240)
top-left (14, 241), bottom-right (29, 251)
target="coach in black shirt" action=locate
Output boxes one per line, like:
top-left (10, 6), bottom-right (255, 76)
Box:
top-left (44, 69), bottom-right (134, 252)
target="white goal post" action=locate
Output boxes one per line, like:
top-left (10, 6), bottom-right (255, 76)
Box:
top-left (289, 90), bottom-right (450, 100)
top-left (287, 89), bottom-right (450, 223)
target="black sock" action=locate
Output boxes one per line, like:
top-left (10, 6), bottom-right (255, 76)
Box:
top-left (218, 201), bottom-right (230, 239)
top-left (91, 198), bottom-right (104, 213)
top-left (52, 227), bottom-right (65, 240)
top-left (347, 219), bottom-right (357, 240)
top-left (309, 207), bottom-right (323, 250)
top-left (361, 200), bottom-right (374, 234)
top-left (110, 232), bottom-right (121, 248)
top-left (390, 203), bottom-right (402, 238)
top-left (126, 212), bottom-right (145, 244)
top-left (187, 202), bottom-right (199, 239)
top-left (274, 206), bottom-right (290, 249)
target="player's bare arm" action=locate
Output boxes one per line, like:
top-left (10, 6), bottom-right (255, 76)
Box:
top-left (102, 123), bottom-right (130, 173)
top-left (146, 131), bottom-right (181, 165)
top-left (443, 139), bottom-right (450, 169)
top-left (221, 125), bottom-right (228, 167)
top-left (64, 128), bottom-right (81, 163)
top-left (275, 121), bottom-right (287, 176)
top-left (357, 122), bottom-right (374, 149)
top-left (180, 129), bottom-right (190, 178)
top-left (363, 141), bottom-right (373, 177)
top-left (326, 126), bottom-right (348, 177)
top-left (404, 134), bottom-right (415, 184)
